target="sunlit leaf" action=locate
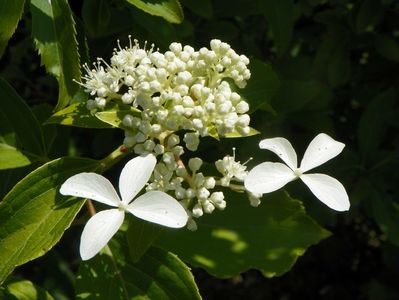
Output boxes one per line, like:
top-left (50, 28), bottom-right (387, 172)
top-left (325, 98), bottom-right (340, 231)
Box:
top-left (0, 157), bottom-right (100, 284)
top-left (95, 106), bottom-right (141, 129)
top-left (76, 236), bottom-right (201, 300)
top-left (157, 190), bottom-right (330, 278)
top-left (0, 144), bottom-right (31, 169)
top-left (0, 0), bottom-right (25, 58)
top-left (224, 127), bottom-right (260, 138)
top-left (31, 0), bottom-right (81, 111)
top-left (125, 0), bottom-right (184, 24)
top-left (46, 102), bottom-right (112, 128)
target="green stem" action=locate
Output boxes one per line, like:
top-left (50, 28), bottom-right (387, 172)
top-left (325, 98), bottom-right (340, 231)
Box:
top-left (97, 145), bottom-right (131, 173)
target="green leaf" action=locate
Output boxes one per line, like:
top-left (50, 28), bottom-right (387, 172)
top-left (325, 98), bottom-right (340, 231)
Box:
top-left (0, 144), bottom-right (31, 169)
top-left (0, 0), bottom-right (25, 58)
top-left (312, 30), bottom-right (351, 87)
top-left (224, 127), bottom-right (260, 138)
top-left (2, 278), bottom-right (55, 300)
top-left (0, 157), bottom-right (100, 284)
top-left (125, 0), bottom-right (184, 24)
top-left (375, 34), bottom-right (399, 62)
top-left (82, 0), bottom-right (111, 38)
top-left (30, 0), bottom-right (81, 111)
top-left (357, 89), bottom-right (395, 163)
top-left (127, 216), bottom-right (164, 262)
top-left (95, 106), bottom-right (141, 129)
top-left (46, 102), bottom-right (112, 128)
top-left (257, 0), bottom-right (294, 55)
top-left (239, 59), bottom-right (280, 112)
top-left (355, 0), bottom-right (382, 33)
top-left (271, 80), bottom-right (325, 114)
top-left (372, 192), bottom-right (399, 248)
top-left (76, 236), bottom-right (201, 300)
top-left (157, 191), bottom-right (330, 278)
top-left (0, 77), bottom-right (46, 169)
top-left (327, 45), bottom-right (351, 87)
top-left (181, 0), bottom-right (212, 19)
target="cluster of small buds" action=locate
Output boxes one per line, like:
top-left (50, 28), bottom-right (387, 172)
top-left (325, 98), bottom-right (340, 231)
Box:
top-left (145, 154), bottom-right (228, 231)
top-left (80, 37), bottom-right (252, 155)
top-left (79, 38), bottom-right (260, 230)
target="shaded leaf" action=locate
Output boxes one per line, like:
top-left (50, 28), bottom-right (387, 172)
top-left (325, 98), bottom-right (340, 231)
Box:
top-left (271, 80), bottom-right (325, 114)
top-left (257, 0), bottom-right (294, 55)
top-left (127, 216), bottom-right (164, 262)
top-left (125, 0), bottom-right (184, 24)
top-left (30, 0), bottom-right (81, 111)
top-left (82, 0), bottom-right (111, 38)
top-left (0, 77), bottom-right (46, 169)
top-left (357, 89), bottom-right (395, 163)
top-left (0, 0), bottom-right (25, 58)
top-left (240, 59), bottom-right (280, 113)
top-left (355, 0), bottom-right (382, 33)
top-left (0, 157), bottom-right (100, 284)
top-left (181, 0), bottom-right (212, 19)
top-left (2, 278), bottom-right (55, 300)
top-left (76, 236), bottom-right (201, 300)
top-left (157, 191), bottom-right (330, 278)
top-left (375, 34), bottom-right (399, 62)
top-left (371, 190), bottom-right (399, 247)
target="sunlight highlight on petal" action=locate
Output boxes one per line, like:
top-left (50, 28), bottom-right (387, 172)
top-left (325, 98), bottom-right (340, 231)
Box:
top-left (119, 154), bottom-right (157, 204)
top-left (259, 137), bottom-right (298, 170)
top-left (300, 133), bottom-right (345, 173)
top-left (80, 209), bottom-right (125, 260)
top-left (60, 173), bottom-right (120, 207)
top-left (127, 191), bottom-right (188, 228)
top-left (300, 173), bottom-right (350, 211)
top-left (244, 162), bottom-right (297, 194)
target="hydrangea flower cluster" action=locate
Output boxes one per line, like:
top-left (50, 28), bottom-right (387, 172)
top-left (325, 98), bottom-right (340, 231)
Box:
top-left (80, 38), bottom-right (255, 229)
top-left (82, 37), bottom-right (251, 148)
top-left (78, 38), bottom-right (349, 232)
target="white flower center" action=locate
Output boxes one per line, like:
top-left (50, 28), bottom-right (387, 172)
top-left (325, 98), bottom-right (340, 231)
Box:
top-left (293, 169), bottom-right (303, 177)
top-left (118, 202), bottom-right (128, 211)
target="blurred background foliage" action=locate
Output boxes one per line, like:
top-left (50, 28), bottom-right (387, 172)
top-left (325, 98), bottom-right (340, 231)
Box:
top-left (1, 0), bottom-right (399, 299)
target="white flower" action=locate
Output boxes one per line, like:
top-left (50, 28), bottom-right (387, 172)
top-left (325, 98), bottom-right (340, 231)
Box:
top-left (60, 154), bottom-right (188, 260)
top-left (244, 133), bottom-right (350, 211)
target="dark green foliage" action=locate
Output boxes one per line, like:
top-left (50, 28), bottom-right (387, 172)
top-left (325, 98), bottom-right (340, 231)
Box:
top-left (0, 0), bottom-right (398, 298)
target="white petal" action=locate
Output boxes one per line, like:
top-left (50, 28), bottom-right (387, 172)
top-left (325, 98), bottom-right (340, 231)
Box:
top-left (80, 209), bottom-right (125, 260)
top-left (127, 191), bottom-right (188, 228)
top-left (300, 173), bottom-right (350, 211)
top-left (119, 154), bottom-right (157, 204)
top-left (259, 137), bottom-right (297, 170)
top-left (300, 133), bottom-right (345, 172)
top-left (244, 162), bottom-right (297, 194)
top-left (60, 173), bottom-right (120, 207)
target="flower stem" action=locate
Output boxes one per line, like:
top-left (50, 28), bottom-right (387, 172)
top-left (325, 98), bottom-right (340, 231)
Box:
top-left (97, 145), bottom-right (131, 173)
